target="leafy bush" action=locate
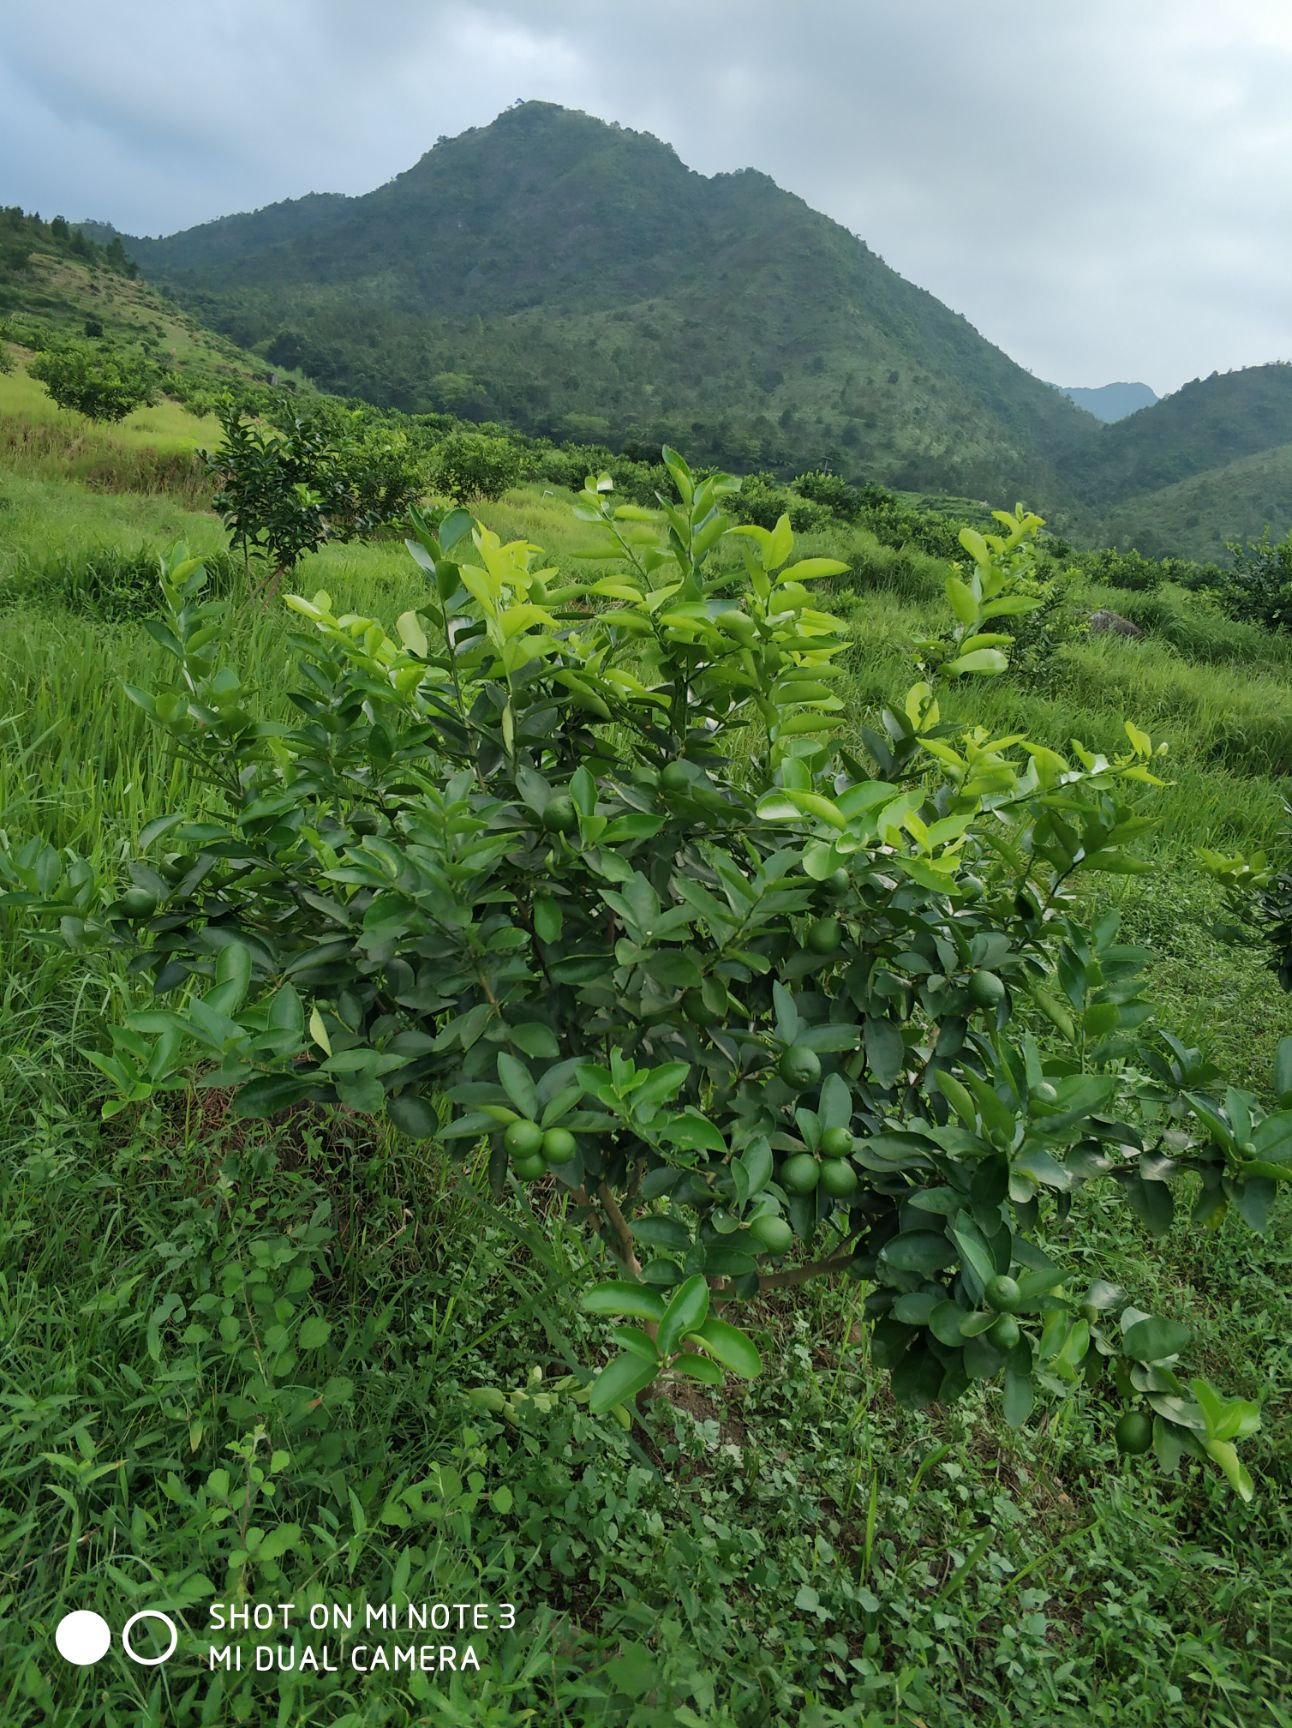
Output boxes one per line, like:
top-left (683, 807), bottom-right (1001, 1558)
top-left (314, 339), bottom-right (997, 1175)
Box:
top-left (429, 429), bottom-right (521, 503)
top-left (201, 397), bottom-right (426, 591)
top-left (793, 469), bottom-right (861, 521)
top-left (14, 451), bottom-right (1277, 1496)
top-left (731, 471), bottom-right (831, 532)
top-left (29, 341), bottom-right (156, 422)
top-left (1224, 533), bottom-right (1292, 634)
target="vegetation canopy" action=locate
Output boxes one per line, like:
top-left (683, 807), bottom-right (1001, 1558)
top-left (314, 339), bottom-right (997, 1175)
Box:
top-left (10, 450), bottom-right (1283, 1500)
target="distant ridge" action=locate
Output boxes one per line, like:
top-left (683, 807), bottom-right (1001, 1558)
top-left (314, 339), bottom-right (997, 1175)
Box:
top-left (1058, 381), bottom-right (1159, 423)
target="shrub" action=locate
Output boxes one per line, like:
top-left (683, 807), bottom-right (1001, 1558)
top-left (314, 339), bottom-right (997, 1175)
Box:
top-left (793, 469), bottom-right (861, 521)
top-left (201, 397), bottom-right (426, 592)
top-left (29, 341), bottom-right (155, 422)
top-left (1224, 533), bottom-right (1292, 634)
top-left (429, 429), bottom-right (521, 503)
top-left (731, 471), bottom-right (831, 532)
top-left (13, 453), bottom-right (1274, 1496)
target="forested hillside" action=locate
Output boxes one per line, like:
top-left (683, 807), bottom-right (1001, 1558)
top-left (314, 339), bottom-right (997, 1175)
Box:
top-left (122, 101), bottom-right (1097, 498)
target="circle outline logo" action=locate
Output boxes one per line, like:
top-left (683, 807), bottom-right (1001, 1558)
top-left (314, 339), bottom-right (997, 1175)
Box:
top-left (121, 1610), bottom-right (178, 1666)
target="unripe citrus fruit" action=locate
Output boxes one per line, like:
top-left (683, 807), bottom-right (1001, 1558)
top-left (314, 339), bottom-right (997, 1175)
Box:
top-left (985, 1273), bottom-right (1022, 1312)
top-left (820, 1159), bottom-right (858, 1199)
top-left (120, 887), bottom-right (159, 918)
top-left (989, 1313), bottom-right (1021, 1351)
top-left (779, 1044), bottom-right (821, 1089)
top-left (805, 917), bottom-right (843, 956)
top-left (512, 1152), bottom-right (548, 1181)
top-left (820, 1125), bottom-right (854, 1159)
top-left (504, 1119), bottom-right (544, 1159)
top-left (749, 1213), bottom-right (794, 1255)
top-left (541, 795), bottom-right (577, 834)
top-left (820, 867), bottom-right (849, 899)
top-left (541, 1127), bottom-right (577, 1165)
top-left (1115, 1410), bottom-right (1153, 1455)
top-left (659, 761), bottom-right (690, 793)
top-left (968, 969), bottom-right (1006, 1008)
top-left (780, 1153), bottom-right (821, 1194)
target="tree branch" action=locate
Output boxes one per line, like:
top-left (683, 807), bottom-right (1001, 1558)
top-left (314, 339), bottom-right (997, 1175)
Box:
top-left (757, 1249), bottom-right (857, 1291)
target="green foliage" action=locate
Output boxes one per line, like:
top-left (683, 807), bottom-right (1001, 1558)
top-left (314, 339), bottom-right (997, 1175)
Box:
top-left (730, 470), bottom-right (832, 532)
top-left (429, 429), bottom-right (522, 503)
top-left (29, 339), bottom-right (156, 422)
top-left (10, 454), bottom-right (1279, 1500)
top-left (202, 397), bottom-right (425, 583)
top-left (0, 539), bottom-right (238, 622)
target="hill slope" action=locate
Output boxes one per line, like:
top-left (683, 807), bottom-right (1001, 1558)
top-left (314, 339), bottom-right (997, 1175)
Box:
top-left (1067, 364), bottom-right (1292, 507)
top-left (1101, 439), bottom-right (1292, 560)
top-left (122, 101), bottom-right (1097, 499)
top-left (1058, 381), bottom-right (1158, 422)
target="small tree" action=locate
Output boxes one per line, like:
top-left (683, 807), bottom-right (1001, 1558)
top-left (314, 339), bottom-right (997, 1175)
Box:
top-left (21, 450), bottom-right (1273, 1496)
top-left (29, 342), bottom-right (155, 423)
top-left (429, 429), bottom-right (521, 503)
top-left (202, 398), bottom-right (426, 596)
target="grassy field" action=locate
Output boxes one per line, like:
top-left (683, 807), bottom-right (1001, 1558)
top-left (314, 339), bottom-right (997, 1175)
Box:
top-left (2, 397), bottom-right (1291, 1726)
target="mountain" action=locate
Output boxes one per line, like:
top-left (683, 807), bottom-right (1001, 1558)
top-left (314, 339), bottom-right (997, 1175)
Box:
top-left (1101, 441), bottom-right (1292, 561)
top-left (120, 101), bottom-right (1098, 501)
top-left (1058, 381), bottom-right (1158, 422)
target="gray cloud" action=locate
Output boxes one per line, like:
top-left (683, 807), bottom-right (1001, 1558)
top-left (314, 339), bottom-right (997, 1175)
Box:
top-left (3, 0), bottom-right (1290, 393)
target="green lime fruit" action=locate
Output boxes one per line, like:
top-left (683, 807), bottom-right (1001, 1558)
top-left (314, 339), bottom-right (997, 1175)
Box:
top-left (541, 1127), bottom-right (577, 1165)
top-left (989, 1313), bottom-right (1021, 1351)
top-left (958, 874), bottom-right (986, 900)
top-left (780, 1153), bottom-right (821, 1194)
top-left (504, 1119), bottom-right (544, 1159)
top-left (985, 1273), bottom-right (1022, 1313)
top-left (541, 795), bottom-right (577, 834)
top-left (805, 917), bottom-right (844, 956)
top-left (659, 761), bottom-right (691, 792)
top-left (821, 867), bottom-right (850, 899)
top-left (119, 887), bottom-right (159, 918)
top-left (512, 1152), bottom-right (548, 1182)
top-left (820, 1159), bottom-right (859, 1199)
top-left (1114, 1410), bottom-right (1153, 1456)
top-left (779, 1044), bottom-right (822, 1090)
top-left (968, 969), bottom-right (1006, 1008)
top-left (820, 1126), bottom-right (854, 1159)
top-left (749, 1213), bottom-right (794, 1255)
top-left (1033, 1081), bottom-right (1058, 1103)
top-left (682, 989), bottom-right (722, 1027)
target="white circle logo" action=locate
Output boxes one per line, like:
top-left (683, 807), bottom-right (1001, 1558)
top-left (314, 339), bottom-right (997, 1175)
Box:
top-left (55, 1610), bottom-right (112, 1666)
top-left (121, 1610), bottom-right (179, 1666)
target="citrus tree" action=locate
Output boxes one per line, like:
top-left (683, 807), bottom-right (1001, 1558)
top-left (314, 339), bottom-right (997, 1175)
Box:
top-left (29, 340), bottom-right (155, 422)
top-left (13, 450), bottom-right (1281, 1494)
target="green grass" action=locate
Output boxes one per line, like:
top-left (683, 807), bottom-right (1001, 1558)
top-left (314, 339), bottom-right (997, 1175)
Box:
top-left (2, 449), bottom-right (1291, 1724)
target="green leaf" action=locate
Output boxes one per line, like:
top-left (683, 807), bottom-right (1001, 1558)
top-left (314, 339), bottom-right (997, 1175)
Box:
top-left (658, 1274), bottom-right (710, 1358)
top-left (1275, 1036), bottom-right (1292, 1108)
top-left (1003, 1367), bottom-right (1034, 1429)
top-left (945, 648), bottom-right (1008, 676)
top-left (1123, 1316), bottom-right (1191, 1362)
top-left (588, 1351), bottom-right (658, 1414)
top-left (880, 1230), bottom-right (956, 1274)
top-left (672, 1352), bottom-right (724, 1385)
top-left (581, 1282), bottom-right (668, 1324)
top-left (298, 1316), bottom-right (331, 1350)
top-left (864, 1018), bottom-right (905, 1089)
top-left (497, 1052), bottom-right (539, 1120)
top-left (689, 1316), bottom-right (762, 1378)
top-left (387, 1092), bottom-right (438, 1138)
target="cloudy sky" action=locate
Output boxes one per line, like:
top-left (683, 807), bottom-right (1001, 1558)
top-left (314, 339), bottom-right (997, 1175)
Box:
top-left (3, 0), bottom-right (1290, 396)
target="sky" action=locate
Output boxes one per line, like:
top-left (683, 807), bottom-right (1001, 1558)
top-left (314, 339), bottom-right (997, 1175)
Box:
top-left (3, 0), bottom-right (1291, 397)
